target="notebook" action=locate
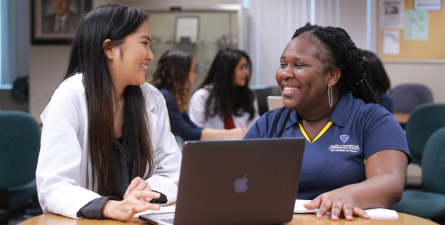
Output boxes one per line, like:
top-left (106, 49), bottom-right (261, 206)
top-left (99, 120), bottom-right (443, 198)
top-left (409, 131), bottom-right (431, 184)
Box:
top-left (139, 138), bottom-right (305, 225)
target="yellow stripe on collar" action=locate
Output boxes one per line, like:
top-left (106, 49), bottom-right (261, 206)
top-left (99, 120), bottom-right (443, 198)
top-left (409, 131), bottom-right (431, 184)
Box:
top-left (299, 121), bottom-right (333, 143)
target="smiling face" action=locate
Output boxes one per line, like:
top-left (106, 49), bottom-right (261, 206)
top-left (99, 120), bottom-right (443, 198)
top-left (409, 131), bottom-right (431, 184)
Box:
top-left (184, 58), bottom-right (197, 90)
top-left (107, 21), bottom-right (154, 87)
top-left (234, 56), bottom-right (249, 87)
top-left (276, 34), bottom-right (331, 111)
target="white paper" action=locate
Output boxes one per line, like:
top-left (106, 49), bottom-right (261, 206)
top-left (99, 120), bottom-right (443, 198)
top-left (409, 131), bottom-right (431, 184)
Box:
top-left (380, 0), bottom-right (405, 29)
top-left (294, 200), bottom-right (399, 219)
top-left (294, 200), bottom-right (317, 213)
top-left (405, 10), bottom-right (429, 41)
top-left (133, 206), bottom-right (176, 217)
top-left (414, 0), bottom-right (442, 11)
top-left (383, 31), bottom-right (400, 55)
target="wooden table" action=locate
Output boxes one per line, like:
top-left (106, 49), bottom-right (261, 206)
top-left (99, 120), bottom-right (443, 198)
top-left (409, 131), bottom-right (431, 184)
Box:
top-left (393, 113), bottom-right (410, 124)
top-left (20, 212), bottom-right (438, 225)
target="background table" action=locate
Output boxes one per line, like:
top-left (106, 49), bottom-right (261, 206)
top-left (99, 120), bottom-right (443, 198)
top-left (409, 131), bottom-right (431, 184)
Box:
top-left (20, 212), bottom-right (438, 225)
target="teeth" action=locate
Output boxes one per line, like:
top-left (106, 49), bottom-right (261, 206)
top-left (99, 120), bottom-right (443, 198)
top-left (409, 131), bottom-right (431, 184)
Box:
top-left (140, 64), bottom-right (147, 70)
top-left (284, 87), bottom-right (298, 91)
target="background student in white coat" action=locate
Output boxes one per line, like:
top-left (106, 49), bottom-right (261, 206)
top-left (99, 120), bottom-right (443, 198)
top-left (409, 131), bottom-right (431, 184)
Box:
top-left (150, 50), bottom-right (247, 141)
top-left (36, 4), bottom-right (181, 221)
top-left (189, 48), bottom-right (260, 130)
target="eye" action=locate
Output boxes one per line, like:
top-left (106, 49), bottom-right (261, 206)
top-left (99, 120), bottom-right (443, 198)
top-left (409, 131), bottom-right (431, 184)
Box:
top-left (295, 64), bottom-right (304, 68)
top-left (280, 62), bottom-right (286, 68)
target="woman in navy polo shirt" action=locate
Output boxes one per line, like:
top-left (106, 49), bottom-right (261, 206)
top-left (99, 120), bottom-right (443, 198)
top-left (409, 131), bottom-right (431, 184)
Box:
top-left (150, 50), bottom-right (247, 141)
top-left (245, 24), bottom-right (410, 221)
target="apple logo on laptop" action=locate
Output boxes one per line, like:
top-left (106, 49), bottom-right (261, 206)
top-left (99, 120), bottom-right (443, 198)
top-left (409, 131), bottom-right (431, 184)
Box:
top-left (234, 174), bottom-right (249, 193)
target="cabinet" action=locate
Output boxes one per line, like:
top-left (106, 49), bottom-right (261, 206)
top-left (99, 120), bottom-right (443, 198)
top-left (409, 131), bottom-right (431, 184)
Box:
top-left (142, 5), bottom-right (248, 90)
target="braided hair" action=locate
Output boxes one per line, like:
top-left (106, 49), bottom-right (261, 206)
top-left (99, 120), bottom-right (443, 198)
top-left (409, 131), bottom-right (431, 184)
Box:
top-left (292, 23), bottom-right (377, 104)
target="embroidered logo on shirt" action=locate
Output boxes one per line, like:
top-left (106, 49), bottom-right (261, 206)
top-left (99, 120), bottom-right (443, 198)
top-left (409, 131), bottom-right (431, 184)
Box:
top-left (340, 134), bottom-right (349, 143)
top-left (328, 145), bottom-right (361, 153)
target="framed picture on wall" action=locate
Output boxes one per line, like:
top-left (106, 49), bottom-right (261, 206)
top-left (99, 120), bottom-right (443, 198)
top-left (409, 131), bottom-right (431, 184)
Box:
top-left (32, 0), bottom-right (92, 44)
top-left (174, 16), bottom-right (200, 44)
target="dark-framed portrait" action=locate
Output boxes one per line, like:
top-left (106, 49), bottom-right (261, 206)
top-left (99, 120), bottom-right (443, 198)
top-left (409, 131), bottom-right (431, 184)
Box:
top-left (32, 0), bottom-right (92, 44)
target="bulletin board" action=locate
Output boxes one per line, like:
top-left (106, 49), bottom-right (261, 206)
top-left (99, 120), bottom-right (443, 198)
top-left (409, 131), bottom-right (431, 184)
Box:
top-left (380, 0), bottom-right (445, 61)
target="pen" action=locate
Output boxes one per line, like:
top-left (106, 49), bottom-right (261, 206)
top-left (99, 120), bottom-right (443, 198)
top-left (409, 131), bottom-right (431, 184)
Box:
top-left (237, 120), bottom-right (244, 129)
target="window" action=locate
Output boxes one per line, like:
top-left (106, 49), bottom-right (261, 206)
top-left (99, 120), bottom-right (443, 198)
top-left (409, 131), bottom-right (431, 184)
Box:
top-left (0, 0), bottom-right (30, 90)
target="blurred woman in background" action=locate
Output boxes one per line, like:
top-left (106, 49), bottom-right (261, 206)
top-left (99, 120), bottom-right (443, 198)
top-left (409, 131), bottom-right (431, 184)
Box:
top-left (151, 50), bottom-right (247, 141)
top-left (189, 47), bottom-right (260, 130)
top-left (363, 50), bottom-right (393, 113)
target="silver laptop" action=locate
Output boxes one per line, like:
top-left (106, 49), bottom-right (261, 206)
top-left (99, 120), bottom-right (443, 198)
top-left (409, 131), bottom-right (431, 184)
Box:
top-left (140, 138), bottom-right (305, 225)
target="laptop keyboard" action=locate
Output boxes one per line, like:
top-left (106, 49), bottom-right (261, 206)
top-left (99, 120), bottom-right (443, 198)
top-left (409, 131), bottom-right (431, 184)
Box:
top-left (161, 219), bottom-right (174, 224)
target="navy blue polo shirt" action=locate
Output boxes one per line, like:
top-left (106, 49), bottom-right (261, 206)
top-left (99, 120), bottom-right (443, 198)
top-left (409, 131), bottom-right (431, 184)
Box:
top-left (244, 91), bottom-right (410, 200)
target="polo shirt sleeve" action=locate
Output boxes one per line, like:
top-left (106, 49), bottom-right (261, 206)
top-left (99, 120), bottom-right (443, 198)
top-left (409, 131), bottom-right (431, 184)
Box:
top-left (161, 90), bottom-right (203, 141)
top-left (363, 105), bottom-right (411, 163)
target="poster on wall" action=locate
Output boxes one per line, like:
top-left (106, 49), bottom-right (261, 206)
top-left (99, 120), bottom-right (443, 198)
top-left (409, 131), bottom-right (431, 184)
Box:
top-left (383, 30), bottom-right (400, 55)
top-left (405, 10), bottom-right (429, 40)
top-left (380, 0), bottom-right (405, 29)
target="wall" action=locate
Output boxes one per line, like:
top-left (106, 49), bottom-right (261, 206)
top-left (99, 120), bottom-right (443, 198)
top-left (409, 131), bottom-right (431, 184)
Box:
top-left (384, 63), bottom-right (445, 102)
top-left (29, 0), bottom-right (239, 119)
top-left (29, 0), bottom-right (445, 118)
top-left (0, 90), bottom-right (28, 111)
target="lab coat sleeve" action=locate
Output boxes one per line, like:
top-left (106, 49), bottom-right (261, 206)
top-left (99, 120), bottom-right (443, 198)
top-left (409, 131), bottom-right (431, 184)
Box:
top-left (147, 92), bottom-right (182, 205)
top-left (189, 89), bottom-right (209, 127)
top-left (36, 85), bottom-right (101, 219)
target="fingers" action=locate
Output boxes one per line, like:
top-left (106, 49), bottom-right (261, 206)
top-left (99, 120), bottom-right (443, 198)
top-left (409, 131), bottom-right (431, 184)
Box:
top-left (353, 207), bottom-right (369, 219)
top-left (134, 203), bottom-right (160, 213)
top-left (124, 177), bottom-right (143, 198)
top-left (131, 190), bottom-right (161, 200)
top-left (330, 201), bottom-right (343, 221)
top-left (317, 198), bottom-right (333, 219)
top-left (304, 196), bottom-right (322, 210)
top-left (342, 204), bottom-right (354, 221)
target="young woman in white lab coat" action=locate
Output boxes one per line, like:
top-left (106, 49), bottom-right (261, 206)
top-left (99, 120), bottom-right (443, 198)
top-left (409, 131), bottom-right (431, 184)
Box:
top-left (189, 48), bottom-right (260, 130)
top-left (36, 4), bottom-right (181, 221)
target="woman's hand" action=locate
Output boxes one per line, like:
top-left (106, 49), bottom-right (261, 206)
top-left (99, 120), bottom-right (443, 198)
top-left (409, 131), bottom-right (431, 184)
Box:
top-left (101, 191), bottom-right (161, 221)
top-left (123, 177), bottom-right (152, 201)
top-left (303, 188), bottom-right (370, 221)
top-left (229, 128), bottom-right (248, 139)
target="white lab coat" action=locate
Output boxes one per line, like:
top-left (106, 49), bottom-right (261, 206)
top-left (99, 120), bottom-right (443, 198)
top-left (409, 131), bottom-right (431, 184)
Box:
top-left (36, 73), bottom-right (181, 219)
top-left (189, 86), bottom-right (260, 129)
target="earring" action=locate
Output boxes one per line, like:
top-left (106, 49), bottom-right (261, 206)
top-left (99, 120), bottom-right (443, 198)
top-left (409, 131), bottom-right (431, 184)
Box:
top-left (328, 83), bottom-right (333, 108)
top-left (109, 54), bottom-right (113, 59)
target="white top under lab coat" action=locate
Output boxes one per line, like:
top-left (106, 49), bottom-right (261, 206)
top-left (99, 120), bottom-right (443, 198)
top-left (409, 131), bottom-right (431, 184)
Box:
top-left (36, 73), bottom-right (181, 219)
top-left (189, 87), bottom-right (260, 129)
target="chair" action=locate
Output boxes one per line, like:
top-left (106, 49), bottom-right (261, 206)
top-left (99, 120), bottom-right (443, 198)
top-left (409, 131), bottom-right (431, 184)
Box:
top-left (253, 86), bottom-right (281, 116)
top-left (404, 103), bottom-right (445, 165)
top-left (0, 111), bottom-right (41, 224)
top-left (391, 127), bottom-right (445, 224)
top-left (391, 84), bottom-right (433, 113)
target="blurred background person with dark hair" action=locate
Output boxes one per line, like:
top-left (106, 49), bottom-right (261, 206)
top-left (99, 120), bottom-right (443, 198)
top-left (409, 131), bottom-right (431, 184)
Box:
top-left (42, 0), bottom-right (79, 34)
top-left (150, 50), bottom-right (247, 141)
top-left (189, 47), bottom-right (259, 130)
top-left (363, 50), bottom-right (393, 113)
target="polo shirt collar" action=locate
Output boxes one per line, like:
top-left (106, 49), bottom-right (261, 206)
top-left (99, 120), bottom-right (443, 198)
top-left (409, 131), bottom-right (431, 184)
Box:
top-left (328, 91), bottom-right (354, 127)
top-left (284, 91), bottom-right (354, 129)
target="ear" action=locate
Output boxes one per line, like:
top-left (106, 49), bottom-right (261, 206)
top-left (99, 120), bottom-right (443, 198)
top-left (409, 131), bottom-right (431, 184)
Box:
top-left (103, 39), bottom-right (116, 60)
top-left (327, 68), bottom-right (341, 87)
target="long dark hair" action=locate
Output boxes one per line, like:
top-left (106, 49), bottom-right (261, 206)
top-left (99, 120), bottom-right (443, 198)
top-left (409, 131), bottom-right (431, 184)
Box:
top-left (291, 23), bottom-right (377, 104)
top-left (198, 47), bottom-right (256, 120)
top-left (363, 51), bottom-right (391, 99)
top-left (64, 4), bottom-right (155, 196)
top-left (150, 50), bottom-right (193, 113)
